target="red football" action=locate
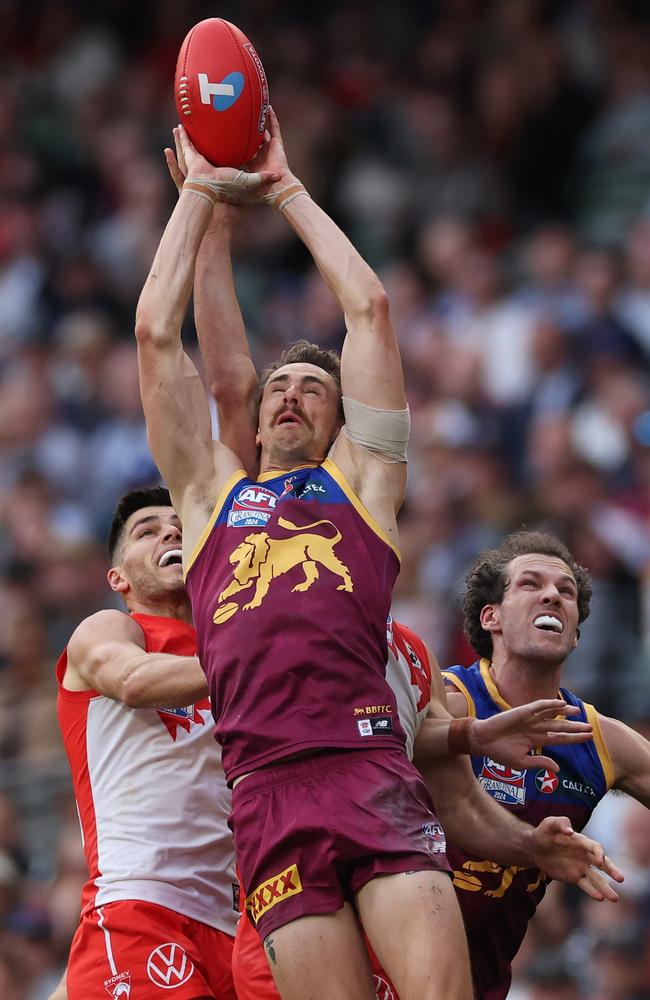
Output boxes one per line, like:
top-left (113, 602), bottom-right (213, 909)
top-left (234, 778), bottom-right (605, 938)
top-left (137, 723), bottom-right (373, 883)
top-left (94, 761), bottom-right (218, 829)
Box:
top-left (175, 18), bottom-right (269, 167)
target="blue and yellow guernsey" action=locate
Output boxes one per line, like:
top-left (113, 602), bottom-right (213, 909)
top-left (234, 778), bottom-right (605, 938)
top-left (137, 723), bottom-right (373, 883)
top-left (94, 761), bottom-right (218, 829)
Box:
top-left (443, 659), bottom-right (614, 1000)
top-left (185, 459), bottom-right (406, 784)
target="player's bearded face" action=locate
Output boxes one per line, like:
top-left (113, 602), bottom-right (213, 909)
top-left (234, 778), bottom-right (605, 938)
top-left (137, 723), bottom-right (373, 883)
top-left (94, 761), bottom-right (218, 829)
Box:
top-left (489, 554), bottom-right (580, 666)
top-left (257, 362), bottom-right (342, 464)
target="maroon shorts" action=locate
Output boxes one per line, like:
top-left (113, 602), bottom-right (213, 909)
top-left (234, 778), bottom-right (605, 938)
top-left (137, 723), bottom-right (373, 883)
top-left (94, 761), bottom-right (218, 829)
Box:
top-left (231, 748), bottom-right (449, 939)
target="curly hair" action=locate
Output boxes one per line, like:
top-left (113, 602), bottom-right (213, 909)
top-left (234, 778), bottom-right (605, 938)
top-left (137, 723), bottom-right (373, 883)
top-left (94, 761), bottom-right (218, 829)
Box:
top-left (462, 531), bottom-right (592, 659)
top-left (258, 340), bottom-right (344, 419)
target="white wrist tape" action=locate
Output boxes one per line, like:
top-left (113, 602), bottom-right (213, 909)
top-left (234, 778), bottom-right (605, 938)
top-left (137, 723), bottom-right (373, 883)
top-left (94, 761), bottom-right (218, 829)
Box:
top-left (341, 396), bottom-right (410, 463)
top-left (260, 182), bottom-right (309, 211)
top-left (186, 172), bottom-right (264, 206)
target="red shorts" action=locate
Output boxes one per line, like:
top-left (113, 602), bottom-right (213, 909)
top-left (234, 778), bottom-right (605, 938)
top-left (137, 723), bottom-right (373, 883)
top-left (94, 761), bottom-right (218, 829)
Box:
top-left (233, 898), bottom-right (399, 1000)
top-left (231, 748), bottom-right (449, 939)
top-left (67, 900), bottom-right (236, 999)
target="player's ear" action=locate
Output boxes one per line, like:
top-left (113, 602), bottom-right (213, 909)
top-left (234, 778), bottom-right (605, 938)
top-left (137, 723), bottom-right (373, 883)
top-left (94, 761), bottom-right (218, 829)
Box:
top-left (107, 566), bottom-right (129, 594)
top-left (255, 427), bottom-right (261, 447)
top-left (573, 626), bottom-right (580, 648)
top-left (480, 604), bottom-right (500, 633)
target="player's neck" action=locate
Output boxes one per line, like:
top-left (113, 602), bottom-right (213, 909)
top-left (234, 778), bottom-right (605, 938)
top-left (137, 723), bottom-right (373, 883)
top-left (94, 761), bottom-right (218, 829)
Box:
top-left (259, 450), bottom-right (321, 476)
top-left (488, 650), bottom-right (564, 707)
top-left (128, 594), bottom-right (193, 624)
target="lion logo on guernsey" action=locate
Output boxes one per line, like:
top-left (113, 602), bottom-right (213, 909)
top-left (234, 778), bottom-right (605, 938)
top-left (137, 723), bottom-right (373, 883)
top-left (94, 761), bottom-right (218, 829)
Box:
top-left (246, 864), bottom-right (303, 924)
top-left (146, 943), bottom-right (194, 988)
top-left (213, 517), bottom-right (353, 624)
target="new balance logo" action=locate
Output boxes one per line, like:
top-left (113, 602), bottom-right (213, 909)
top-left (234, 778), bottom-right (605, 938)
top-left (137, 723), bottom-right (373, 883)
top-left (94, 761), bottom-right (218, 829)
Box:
top-left (146, 943), bottom-right (194, 988)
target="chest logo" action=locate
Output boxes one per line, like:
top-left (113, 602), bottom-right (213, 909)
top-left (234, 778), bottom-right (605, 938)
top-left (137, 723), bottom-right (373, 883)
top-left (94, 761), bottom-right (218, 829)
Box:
top-left (213, 517), bottom-right (353, 624)
top-left (479, 758), bottom-right (527, 806)
top-left (535, 769), bottom-right (559, 794)
top-left (227, 485), bottom-right (278, 528)
top-left (157, 698), bottom-right (211, 740)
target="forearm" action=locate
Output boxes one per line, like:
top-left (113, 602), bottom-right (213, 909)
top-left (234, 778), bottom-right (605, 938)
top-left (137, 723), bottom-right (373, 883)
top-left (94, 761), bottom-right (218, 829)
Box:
top-left (421, 756), bottom-right (537, 867)
top-left (414, 714), bottom-right (485, 761)
top-left (195, 210), bottom-right (257, 398)
top-left (281, 188), bottom-right (386, 319)
top-left (87, 646), bottom-right (208, 709)
top-left (120, 652), bottom-right (208, 708)
top-left (195, 212), bottom-right (259, 472)
top-left (136, 190), bottom-right (213, 344)
top-left (413, 715), bottom-right (462, 761)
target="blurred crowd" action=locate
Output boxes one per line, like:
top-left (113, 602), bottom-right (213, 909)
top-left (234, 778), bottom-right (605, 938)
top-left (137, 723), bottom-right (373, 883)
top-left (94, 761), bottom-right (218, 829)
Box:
top-left (1, 0), bottom-right (650, 996)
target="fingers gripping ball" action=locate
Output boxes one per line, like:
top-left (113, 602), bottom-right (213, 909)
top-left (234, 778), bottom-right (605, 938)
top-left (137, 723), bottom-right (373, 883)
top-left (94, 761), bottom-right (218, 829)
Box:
top-left (175, 18), bottom-right (269, 167)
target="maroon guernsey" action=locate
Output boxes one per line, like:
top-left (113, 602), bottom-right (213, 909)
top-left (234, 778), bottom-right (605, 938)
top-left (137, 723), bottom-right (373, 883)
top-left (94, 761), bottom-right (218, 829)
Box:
top-left (185, 459), bottom-right (406, 784)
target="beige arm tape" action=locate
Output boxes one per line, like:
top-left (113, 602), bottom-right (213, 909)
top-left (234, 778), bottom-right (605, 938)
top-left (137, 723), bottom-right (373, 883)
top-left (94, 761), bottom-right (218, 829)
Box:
top-left (186, 172), bottom-right (265, 206)
top-left (341, 396), bottom-right (410, 463)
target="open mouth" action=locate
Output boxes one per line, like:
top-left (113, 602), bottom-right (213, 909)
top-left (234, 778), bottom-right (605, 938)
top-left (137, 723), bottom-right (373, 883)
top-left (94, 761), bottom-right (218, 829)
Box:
top-left (533, 614), bottom-right (563, 634)
top-left (276, 412), bottom-right (303, 427)
top-left (158, 548), bottom-right (183, 567)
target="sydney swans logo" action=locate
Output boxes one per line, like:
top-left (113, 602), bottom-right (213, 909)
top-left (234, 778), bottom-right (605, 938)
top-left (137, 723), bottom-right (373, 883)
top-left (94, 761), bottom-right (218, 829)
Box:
top-left (213, 517), bottom-right (353, 624)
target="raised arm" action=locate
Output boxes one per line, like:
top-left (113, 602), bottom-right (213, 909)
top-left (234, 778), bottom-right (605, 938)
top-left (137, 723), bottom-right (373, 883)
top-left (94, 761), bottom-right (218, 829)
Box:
top-left (136, 128), bottom-right (276, 553)
top-left (195, 209), bottom-right (260, 477)
top-left (64, 610), bottom-right (207, 709)
top-left (248, 113), bottom-right (403, 409)
top-left (280, 198), bottom-right (403, 408)
top-left (243, 110), bottom-right (408, 534)
top-left (165, 144), bottom-right (260, 476)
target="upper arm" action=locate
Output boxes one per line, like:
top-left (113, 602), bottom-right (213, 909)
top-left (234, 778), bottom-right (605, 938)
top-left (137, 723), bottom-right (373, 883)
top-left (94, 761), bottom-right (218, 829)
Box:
top-left (328, 296), bottom-right (408, 514)
top-left (339, 290), bottom-right (407, 411)
top-left (213, 368), bottom-right (260, 479)
top-left (600, 713), bottom-right (650, 806)
top-left (445, 688), bottom-right (472, 720)
top-left (280, 195), bottom-right (405, 411)
top-left (135, 335), bottom-right (242, 537)
top-left (194, 221), bottom-right (261, 478)
top-left (135, 333), bottom-right (215, 497)
top-left (67, 611), bottom-right (147, 701)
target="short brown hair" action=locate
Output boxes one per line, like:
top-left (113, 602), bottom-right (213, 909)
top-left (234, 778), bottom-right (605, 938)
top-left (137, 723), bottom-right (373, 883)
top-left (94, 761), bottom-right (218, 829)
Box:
top-left (462, 531), bottom-right (592, 658)
top-left (259, 340), bottom-right (343, 418)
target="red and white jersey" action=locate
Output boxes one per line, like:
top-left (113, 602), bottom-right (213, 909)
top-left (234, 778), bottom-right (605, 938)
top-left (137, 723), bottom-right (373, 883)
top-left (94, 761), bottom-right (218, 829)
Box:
top-left (56, 613), bottom-right (237, 936)
top-left (386, 618), bottom-right (432, 760)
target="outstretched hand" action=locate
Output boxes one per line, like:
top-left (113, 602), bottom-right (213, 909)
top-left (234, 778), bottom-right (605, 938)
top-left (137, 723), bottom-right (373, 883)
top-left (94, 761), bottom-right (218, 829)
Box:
top-left (470, 699), bottom-right (593, 773)
top-left (163, 124), bottom-right (280, 204)
top-left (530, 816), bottom-right (623, 901)
top-left (247, 107), bottom-right (295, 193)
